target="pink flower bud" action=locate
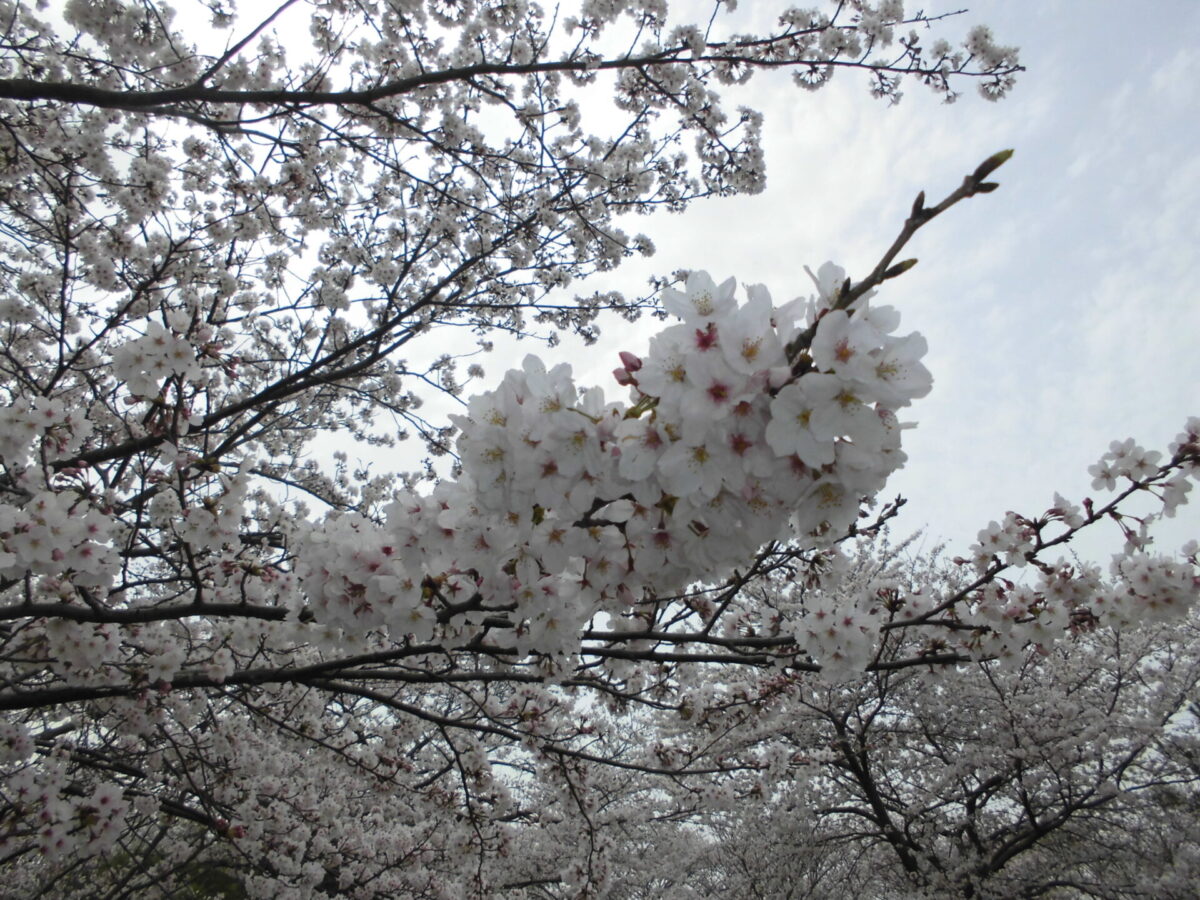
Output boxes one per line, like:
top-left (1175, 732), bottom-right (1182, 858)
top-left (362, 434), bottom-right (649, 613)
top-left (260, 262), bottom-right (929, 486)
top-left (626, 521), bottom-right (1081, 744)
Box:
top-left (618, 351), bottom-right (643, 371)
top-left (613, 367), bottom-right (636, 386)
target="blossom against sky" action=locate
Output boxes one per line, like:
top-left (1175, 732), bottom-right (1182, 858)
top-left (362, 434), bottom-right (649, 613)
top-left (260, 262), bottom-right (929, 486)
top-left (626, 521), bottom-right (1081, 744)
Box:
top-left (566, 0), bottom-right (1200, 564)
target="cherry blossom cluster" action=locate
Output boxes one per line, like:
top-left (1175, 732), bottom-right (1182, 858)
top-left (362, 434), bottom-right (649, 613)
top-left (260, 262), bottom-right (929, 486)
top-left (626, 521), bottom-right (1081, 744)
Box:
top-left (0, 738), bottom-right (128, 860)
top-left (1089, 437), bottom-right (1165, 490)
top-left (819, 527), bottom-right (1199, 680)
top-left (959, 550), bottom-right (1197, 666)
top-left (0, 491), bottom-right (117, 593)
top-left (41, 619), bottom-right (120, 682)
top-left (792, 595), bottom-right (883, 679)
top-left (0, 397), bottom-right (92, 467)
top-left (154, 466), bottom-right (253, 555)
top-left (950, 420), bottom-right (1200, 665)
top-left (752, 420), bottom-right (1200, 678)
top-left (111, 321), bottom-right (206, 400)
top-left (300, 266), bottom-right (932, 653)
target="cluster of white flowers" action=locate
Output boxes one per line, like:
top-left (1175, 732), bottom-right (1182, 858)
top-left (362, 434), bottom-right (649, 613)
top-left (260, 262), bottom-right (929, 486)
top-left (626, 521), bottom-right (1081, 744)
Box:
top-left (0, 753), bottom-right (128, 859)
top-left (300, 267), bottom-right (932, 653)
top-left (950, 418), bottom-right (1200, 665)
top-left (1106, 551), bottom-right (1199, 623)
top-left (793, 596), bottom-right (880, 678)
top-left (0, 397), bottom-right (92, 466)
top-left (0, 491), bottom-right (117, 592)
top-left (170, 469), bottom-right (252, 554)
top-left (0, 721), bottom-right (34, 766)
top-left (2, 722), bottom-right (128, 859)
top-left (42, 620), bottom-right (120, 681)
top-left (770, 415), bottom-right (1200, 676)
top-left (111, 322), bottom-right (204, 399)
top-left (765, 547), bottom-right (913, 678)
top-left (1089, 437), bottom-right (1164, 490)
top-left (970, 511), bottom-right (1038, 570)
top-left (967, 549), bottom-right (1199, 666)
top-left (964, 25), bottom-right (1019, 74)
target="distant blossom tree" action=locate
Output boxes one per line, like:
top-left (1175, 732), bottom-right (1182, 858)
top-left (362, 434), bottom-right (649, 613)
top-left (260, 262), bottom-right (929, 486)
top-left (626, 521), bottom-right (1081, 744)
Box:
top-left (571, 544), bottom-right (1200, 899)
top-left (0, 0), bottom-right (1195, 897)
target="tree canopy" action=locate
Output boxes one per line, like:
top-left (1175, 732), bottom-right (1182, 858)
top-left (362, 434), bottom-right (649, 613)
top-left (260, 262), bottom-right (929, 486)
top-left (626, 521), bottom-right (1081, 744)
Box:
top-left (0, 1), bottom-right (1195, 897)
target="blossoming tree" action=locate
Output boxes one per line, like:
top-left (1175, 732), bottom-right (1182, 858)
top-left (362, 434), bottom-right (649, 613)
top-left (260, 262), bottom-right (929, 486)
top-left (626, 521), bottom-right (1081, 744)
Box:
top-left (552, 544), bottom-right (1200, 899)
top-left (0, 0), bottom-right (1195, 896)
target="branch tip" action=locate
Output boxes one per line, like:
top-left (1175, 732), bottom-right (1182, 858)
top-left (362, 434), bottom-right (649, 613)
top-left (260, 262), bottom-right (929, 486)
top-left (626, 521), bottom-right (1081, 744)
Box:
top-left (973, 148), bottom-right (1014, 181)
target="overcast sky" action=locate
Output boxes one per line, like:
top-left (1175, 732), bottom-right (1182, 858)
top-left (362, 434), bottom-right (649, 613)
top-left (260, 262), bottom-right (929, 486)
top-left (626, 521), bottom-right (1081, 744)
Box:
top-left (556, 0), bottom-right (1200, 565)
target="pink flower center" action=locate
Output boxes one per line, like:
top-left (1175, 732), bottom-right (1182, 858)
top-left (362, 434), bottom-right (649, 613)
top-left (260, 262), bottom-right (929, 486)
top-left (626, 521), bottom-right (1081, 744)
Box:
top-left (693, 323), bottom-right (718, 351)
top-left (707, 382), bottom-right (730, 404)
